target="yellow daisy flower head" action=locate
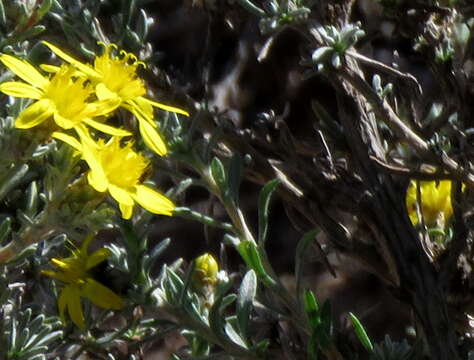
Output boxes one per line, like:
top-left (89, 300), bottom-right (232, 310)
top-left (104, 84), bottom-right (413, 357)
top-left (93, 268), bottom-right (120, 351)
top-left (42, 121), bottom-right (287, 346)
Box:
top-left (42, 41), bottom-right (190, 156)
top-left (42, 236), bottom-right (124, 329)
top-left (57, 133), bottom-right (175, 219)
top-left (94, 42), bottom-right (147, 101)
top-left (406, 180), bottom-right (454, 227)
top-left (0, 54), bottom-right (129, 139)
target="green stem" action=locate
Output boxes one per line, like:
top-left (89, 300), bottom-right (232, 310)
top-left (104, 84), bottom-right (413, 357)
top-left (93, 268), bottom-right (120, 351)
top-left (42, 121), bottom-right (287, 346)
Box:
top-left (197, 162), bottom-right (311, 339)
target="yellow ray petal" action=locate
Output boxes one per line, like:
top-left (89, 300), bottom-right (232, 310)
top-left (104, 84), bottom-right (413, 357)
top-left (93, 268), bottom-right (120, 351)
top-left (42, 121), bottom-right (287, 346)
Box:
top-left (79, 234), bottom-right (94, 255)
top-left (126, 98), bottom-right (154, 123)
top-left (86, 248), bottom-right (111, 270)
top-left (0, 81), bottom-right (44, 99)
top-left (53, 111), bottom-right (76, 130)
top-left (51, 132), bottom-right (83, 151)
top-left (108, 184), bottom-right (134, 207)
top-left (73, 127), bottom-right (107, 192)
top-left (42, 41), bottom-right (100, 79)
top-left (0, 54), bottom-right (48, 88)
top-left (74, 124), bottom-right (100, 149)
top-left (132, 185), bottom-right (175, 216)
top-left (39, 64), bottom-right (60, 73)
top-left (141, 96), bottom-right (189, 116)
top-left (87, 168), bottom-right (108, 193)
top-left (119, 202), bottom-right (133, 219)
top-left (86, 97), bottom-right (121, 117)
top-left (138, 120), bottom-right (168, 156)
top-left (51, 258), bottom-right (70, 269)
top-left (66, 286), bottom-right (85, 329)
top-left (58, 286), bottom-right (70, 324)
top-left (82, 278), bottom-right (124, 310)
top-left (41, 270), bottom-right (70, 283)
top-left (83, 118), bottom-right (131, 137)
top-left (95, 82), bottom-right (118, 100)
top-left (15, 99), bottom-right (53, 128)
top-left (79, 141), bottom-right (108, 192)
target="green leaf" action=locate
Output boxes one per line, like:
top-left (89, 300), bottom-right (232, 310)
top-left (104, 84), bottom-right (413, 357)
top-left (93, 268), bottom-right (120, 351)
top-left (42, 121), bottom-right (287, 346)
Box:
top-left (122, 0), bottom-right (136, 29)
top-left (304, 290), bottom-right (320, 328)
top-left (258, 179), bottom-right (280, 245)
top-left (311, 46), bottom-right (333, 63)
top-left (315, 300), bottom-right (333, 350)
top-left (164, 268), bottom-right (184, 303)
top-left (223, 233), bottom-right (240, 247)
top-left (237, 241), bottom-right (274, 286)
top-left (209, 294), bottom-right (236, 342)
top-left (0, 164), bottom-right (29, 203)
top-left (221, 294), bottom-right (238, 308)
top-left (227, 154), bottom-right (243, 204)
top-left (179, 260), bottom-right (195, 305)
top-left (123, 28), bottom-right (141, 52)
top-left (0, 217), bottom-right (12, 244)
top-left (237, 270), bottom-right (257, 341)
top-left (1, 25), bottom-right (46, 47)
top-left (210, 157), bottom-right (226, 192)
top-left (136, 9), bottom-right (150, 40)
top-left (10, 312), bottom-right (17, 352)
top-left (16, 327), bottom-right (30, 350)
top-left (308, 330), bottom-right (319, 360)
top-left (349, 312), bottom-right (374, 352)
top-left (331, 53), bottom-right (341, 68)
top-left (143, 238), bottom-right (171, 272)
top-left (225, 323), bottom-right (248, 349)
top-left (454, 22), bottom-right (470, 47)
top-left (295, 230), bottom-right (318, 299)
top-left (37, 0), bottom-right (53, 19)
top-left (305, 294), bottom-right (332, 358)
top-left (24, 181), bottom-right (38, 217)
top-left (26, 315), bottom-right (45, 338)
top-left (255, 338), bottom-right (270, 354)
top-left (167, 178), bottom-right (193, 199)
top-left (184, 296), bottom-right (206, 323)
top-left (236, 0), bottom-right (265, 17)
top-left (0, 0), bottom-right (6, 27)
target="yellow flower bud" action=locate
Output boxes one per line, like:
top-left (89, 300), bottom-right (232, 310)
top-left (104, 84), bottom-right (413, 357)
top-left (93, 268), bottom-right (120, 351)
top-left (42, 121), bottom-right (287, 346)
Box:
top-left (193, 253), bottom-right (219, 288)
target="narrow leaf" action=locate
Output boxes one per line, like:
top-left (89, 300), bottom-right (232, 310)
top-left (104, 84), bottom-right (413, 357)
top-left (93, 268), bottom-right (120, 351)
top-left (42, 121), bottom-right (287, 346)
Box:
top-left (225, 323), bottom-right (248, 349)
top-left (349, 312), bottom-right (374, 352)
top-left (227, 153), bottom-right (242, 204)
top-left (258, 179), bottom-right (280, 245)
top-left (237, 270), bottom-right (257, 340)
top-left (0, 164), bottom-right (29, 203)
top-left (210, 157), bottom-right (226, 192)
top-left (0, 217), bottom-right (12, 244)
top-left (295, 230), bottom-right (318, 299)
top-left (0, 0), bottom-right (6, 26)
top-left (209, 294), bottom-right (236, 341)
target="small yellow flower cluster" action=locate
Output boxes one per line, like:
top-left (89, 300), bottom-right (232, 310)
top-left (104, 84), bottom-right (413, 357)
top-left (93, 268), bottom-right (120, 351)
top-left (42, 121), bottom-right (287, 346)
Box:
top-left (42, 236), bottom-right (124, 329)
top-left (406, 180), bottom-right (454, 227)
top-left (0, 42), bottom-right (189, 219)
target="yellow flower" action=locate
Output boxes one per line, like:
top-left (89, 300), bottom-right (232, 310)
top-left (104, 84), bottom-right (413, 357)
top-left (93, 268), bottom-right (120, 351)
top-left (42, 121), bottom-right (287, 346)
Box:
top-left (0, 55), bottom-right (129, 139)
top-left (42, 41), bottom-right (189, 156)
top-left (55, 133), bottom-right (175, 219)
top-left (42, 236), bottom-right (124, 329)
top-left (406, 180), bottom-right (453, 227)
